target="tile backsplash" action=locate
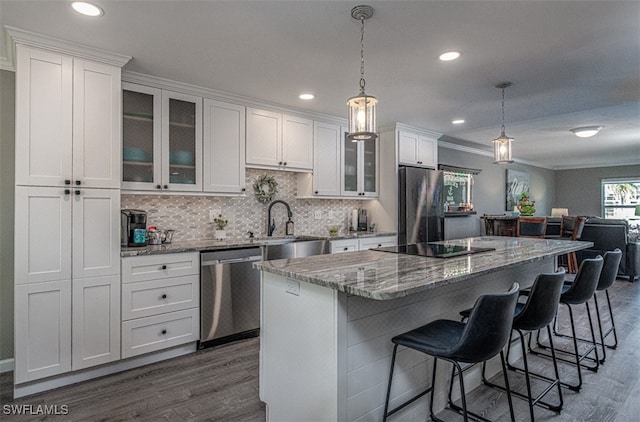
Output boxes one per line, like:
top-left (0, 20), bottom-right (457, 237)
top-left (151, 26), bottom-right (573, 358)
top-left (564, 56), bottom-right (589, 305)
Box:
top-left (121, 168), bottom-right (368, 242)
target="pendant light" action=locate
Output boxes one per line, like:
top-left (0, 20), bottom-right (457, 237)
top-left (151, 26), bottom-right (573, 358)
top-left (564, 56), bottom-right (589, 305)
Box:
top-left (492, 82), bottom-right (514, 164)
top-left (346, 5), bottom-right (378, 142)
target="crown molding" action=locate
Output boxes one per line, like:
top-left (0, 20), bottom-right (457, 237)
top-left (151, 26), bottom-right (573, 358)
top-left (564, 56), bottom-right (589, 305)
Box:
top-left (0, 28), bottom-right (15, 71)
top-left (438, 139), bottom-right (552, 169)
top-left (5, 26), bottom-right (131, 67)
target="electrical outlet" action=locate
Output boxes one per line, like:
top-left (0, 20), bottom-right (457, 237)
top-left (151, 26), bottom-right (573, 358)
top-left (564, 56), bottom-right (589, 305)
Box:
top-left (285, 281), bottom-right (300, 296)
top-left (314, 210), bottom-right (322, 220)
top-left (209, 209), bottom-right (221, 223)
top-left (328, 210), bottom-right (334, 220)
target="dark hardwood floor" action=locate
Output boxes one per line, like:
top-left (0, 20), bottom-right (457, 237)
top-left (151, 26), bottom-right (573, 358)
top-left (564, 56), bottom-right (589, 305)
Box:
top-left (1, 278), bottom-right (638, 421)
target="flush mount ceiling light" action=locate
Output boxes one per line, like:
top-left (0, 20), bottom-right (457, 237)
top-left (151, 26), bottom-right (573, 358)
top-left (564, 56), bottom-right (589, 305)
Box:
top-left (346, 5), bottom-right (378, 142)
top-left (71, 1), bottom-right (104, 16)
top-left (452, 119), bottom-right (465, 125)
top-left (299, 93), bottom-right (315, 100)
top-left (439, 51), bottom-right (462, 61)
top-left (570, 125), bottom-right (603, 138)
top-left (492, 82), bottom-right (514, 164)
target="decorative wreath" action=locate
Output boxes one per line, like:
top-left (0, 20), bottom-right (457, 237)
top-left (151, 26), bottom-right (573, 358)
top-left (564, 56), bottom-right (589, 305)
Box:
top-left (253, 174), bottom-right (278, 204)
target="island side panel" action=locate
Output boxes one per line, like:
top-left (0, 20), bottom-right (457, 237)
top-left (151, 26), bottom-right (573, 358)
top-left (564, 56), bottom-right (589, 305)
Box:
top-left (344, 257), bottom-right (555, 422)
top-left (260, 271), bottom-right (347, 422)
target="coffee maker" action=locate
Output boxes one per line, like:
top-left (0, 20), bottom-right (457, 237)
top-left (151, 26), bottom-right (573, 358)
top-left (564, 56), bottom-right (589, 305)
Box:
top-left (121, 209), bottom-right (147, 247)
top-left (357, 209), bottom-right (368, 232)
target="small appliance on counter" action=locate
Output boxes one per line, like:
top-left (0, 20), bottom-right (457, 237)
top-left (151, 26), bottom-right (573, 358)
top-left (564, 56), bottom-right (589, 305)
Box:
top-left (121, 209), bottom-right (147, 247)
top-left (357, 208), bottom-right (368, 232)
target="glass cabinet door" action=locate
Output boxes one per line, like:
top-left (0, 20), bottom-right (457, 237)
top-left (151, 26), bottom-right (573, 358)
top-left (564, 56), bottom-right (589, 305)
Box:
top-left (342, 137), bottom-right (359, 195)
top-left (122, 83), bottom-right (161, 189)
top-left (361, 139), bottom-right (377, 196)
top-left (162, 91), bottom-right (202, 191)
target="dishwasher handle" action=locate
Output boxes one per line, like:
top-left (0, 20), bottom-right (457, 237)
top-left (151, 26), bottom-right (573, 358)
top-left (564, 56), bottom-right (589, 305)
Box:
top-left (201, 255), bottom-right (262, 266)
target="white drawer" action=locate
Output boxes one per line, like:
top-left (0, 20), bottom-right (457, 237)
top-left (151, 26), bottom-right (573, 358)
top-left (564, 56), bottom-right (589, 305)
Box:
top-left (121, 308), bottom-right (199, 359)
top-left (358, 236), bottom-right (397, 250)
top-left (330, 239), bottom-right (358, 254)
top-left (121, 252), bottom-right (199, 283)
top-left (122, 275), bottom-right (199, 321)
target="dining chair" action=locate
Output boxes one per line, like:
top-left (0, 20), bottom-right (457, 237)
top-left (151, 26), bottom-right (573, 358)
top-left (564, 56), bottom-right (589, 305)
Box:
top-left (517, 217), bottom-right (548, 238)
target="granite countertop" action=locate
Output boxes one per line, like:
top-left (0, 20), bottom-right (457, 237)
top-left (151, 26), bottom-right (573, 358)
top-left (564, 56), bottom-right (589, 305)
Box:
top-left (254, 236), bottom-right (593, 301)
top-left (120, 231), bottom-right (396, 257)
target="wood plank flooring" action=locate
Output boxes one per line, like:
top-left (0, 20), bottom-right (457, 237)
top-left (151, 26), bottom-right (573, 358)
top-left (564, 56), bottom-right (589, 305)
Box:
top-left (1, 278), bottom-right (638, 421)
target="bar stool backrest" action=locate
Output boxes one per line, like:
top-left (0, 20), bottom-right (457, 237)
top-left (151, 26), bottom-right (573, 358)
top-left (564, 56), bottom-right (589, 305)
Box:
top-left (597, 249), bottom-right (622, 291)
top-left (517, 216), bottom-right (548, 238)
top-left (561, 216), bottom-right (587, 240)
top-left (562, 256), bottom-right (604, 304)
top-left (451, 283), bottom-right (519, 363)
top-left (513, 271), bottom-right (566, 331)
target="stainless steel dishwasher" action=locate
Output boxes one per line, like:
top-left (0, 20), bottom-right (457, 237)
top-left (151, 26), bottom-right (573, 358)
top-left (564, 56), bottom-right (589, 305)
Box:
top-left (200, 247), bottom-right (262, 348)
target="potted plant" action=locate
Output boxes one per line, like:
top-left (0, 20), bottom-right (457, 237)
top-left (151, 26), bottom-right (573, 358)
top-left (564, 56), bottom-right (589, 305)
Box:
top-left (213, 214), bottom-right (228, 240)
top-left (517, 193), bottom-right (536, 216)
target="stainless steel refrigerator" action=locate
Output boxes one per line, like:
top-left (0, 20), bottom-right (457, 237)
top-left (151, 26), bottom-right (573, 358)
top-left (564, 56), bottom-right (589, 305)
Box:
top-left (398, 166), bottom-right (445, 245)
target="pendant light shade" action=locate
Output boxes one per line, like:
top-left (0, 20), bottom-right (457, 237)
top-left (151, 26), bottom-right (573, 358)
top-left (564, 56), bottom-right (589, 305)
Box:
top-left (493, 82), bottom-right (514, 164)
top-left (346, 5), bottom-right (378, 142)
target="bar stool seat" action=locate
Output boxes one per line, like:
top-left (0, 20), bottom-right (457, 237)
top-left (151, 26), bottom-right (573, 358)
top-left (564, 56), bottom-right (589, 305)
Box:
top-left (383, 283), bottom-right (519, 422)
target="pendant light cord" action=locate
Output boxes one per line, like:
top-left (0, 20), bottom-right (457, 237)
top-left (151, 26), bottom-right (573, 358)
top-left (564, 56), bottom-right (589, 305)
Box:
top-left (500, 87), bottom-right (506, 134)
top-left (359, 16), bottom-right (366, 93)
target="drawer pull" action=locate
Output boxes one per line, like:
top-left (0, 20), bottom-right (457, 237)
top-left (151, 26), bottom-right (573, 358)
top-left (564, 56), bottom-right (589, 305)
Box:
top-left (161, 265), bottom-right (167, 270)
top-left (161, 294), bottom-right (167, 299)
top-left (161, 329), bottom-right (167, 335)
top-left (344, 247), bottom-right (349, 251)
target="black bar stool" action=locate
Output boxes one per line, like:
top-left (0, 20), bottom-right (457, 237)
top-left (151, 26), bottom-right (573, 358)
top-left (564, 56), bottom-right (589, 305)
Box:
top-left (482, 271), bottom-right (566, 422)
top-left (382, 283), bottom-right (519, 422)
top-left (558, 249), bottom-right (622, 363)
top-left (532, 256), bottom-right (603, 391)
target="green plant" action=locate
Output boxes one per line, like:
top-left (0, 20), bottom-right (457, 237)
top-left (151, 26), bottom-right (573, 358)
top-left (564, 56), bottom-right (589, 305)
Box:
top-left (517, 193), bottom-right (536, 216)
top-left (213, 214), bottom-right (228, 230)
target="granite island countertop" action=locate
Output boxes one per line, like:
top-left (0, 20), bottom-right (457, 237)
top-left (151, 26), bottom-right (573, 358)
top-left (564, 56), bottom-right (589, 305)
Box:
top-left (121, 231), bottom-right (396, 257)
top-left (254, 236), bottom-right (593, 300)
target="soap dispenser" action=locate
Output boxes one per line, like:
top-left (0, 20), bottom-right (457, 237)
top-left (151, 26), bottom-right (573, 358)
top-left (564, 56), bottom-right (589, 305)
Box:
top-left (285, 218), bottom-right (294, 236)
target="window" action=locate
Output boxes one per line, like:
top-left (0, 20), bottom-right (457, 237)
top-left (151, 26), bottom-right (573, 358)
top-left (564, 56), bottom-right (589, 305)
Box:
top-left (601, 178), bottom-right (640, 220)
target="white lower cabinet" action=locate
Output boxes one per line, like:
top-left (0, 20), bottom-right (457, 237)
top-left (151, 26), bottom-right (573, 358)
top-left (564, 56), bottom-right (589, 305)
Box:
top-left (330, 236), bottom-right (397, 254)
top-left (72, 275), bottom-right (121, 370)
top-left (121, 253), bottom-right (200, 359)
top-left (14, 281), bottom-right (72, 383)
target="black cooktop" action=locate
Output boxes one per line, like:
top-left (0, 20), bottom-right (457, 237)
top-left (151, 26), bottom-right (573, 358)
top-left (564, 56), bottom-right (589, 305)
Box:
top-left (374, 242), bottom-right (495, 259)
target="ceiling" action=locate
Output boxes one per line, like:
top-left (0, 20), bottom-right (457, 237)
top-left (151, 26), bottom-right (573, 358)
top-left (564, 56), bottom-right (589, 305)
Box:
top-left (1, 0), bottom-right (639, 170)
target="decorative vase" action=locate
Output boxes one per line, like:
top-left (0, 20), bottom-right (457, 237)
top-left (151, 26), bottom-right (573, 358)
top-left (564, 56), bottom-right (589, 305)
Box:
top-left (215, 229), bottom-right (226, 240)
top-left (518, 204), bottom-right (536, 216)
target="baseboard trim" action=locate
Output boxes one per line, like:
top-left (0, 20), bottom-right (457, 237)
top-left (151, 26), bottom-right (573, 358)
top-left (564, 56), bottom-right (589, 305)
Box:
top-left (13, 343), bottom-right (196, 398)
top-left (0, 358), bottom-right (15, 373)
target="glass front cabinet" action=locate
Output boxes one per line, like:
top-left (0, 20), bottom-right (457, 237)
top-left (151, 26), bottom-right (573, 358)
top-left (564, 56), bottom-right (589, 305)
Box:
top-left (122, 83), bottom-right (202, 192)
top-left (341, 132), bottom-right (378, 197)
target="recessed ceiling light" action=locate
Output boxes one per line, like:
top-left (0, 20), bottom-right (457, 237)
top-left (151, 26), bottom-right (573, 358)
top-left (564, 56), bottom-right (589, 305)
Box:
top-left (299, 93), bottom-right (315, 100)
top-left (71, 1), bottom-right (104, 17)
top-left (570, 125), bottom-right (603, 138)
top-left (439, 51), bottom-right (461, 61)
top-left (452, 119), bottom-right (465, 125)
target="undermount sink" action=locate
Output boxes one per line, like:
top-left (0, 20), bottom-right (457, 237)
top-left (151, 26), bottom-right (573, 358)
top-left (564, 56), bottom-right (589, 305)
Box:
top-left (262, 237), bottom-right (329, 260)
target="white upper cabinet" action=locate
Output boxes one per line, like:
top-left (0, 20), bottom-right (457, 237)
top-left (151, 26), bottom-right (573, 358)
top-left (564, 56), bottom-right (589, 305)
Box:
top-left (311, 121), bottom-right (342, 196)
top-left (122, 84), bottom-right (203, 192)
top-left (121, 83), bottom-right (162, 191)
top-left (246, 107), bottom-right (313, 171)
top-left (15, 45), bottom-right (121, 188)
top-left (341, 135), bottom-right (378, 198)
top-left (398, 130), bottom-right (438, 168)
top-left (203, 99), bottom-right (246, 194)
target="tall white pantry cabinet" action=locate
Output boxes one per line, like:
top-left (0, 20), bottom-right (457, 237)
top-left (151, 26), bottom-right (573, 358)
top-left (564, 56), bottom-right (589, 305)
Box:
top-left (12, 35), bottom-right (129, 385)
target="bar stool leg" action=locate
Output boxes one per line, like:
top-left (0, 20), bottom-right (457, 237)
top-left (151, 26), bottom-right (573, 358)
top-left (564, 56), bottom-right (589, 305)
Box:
top-left (603, 289), bottom-right (619, 349)
top-left (382, 344), bottom-right (398, 422)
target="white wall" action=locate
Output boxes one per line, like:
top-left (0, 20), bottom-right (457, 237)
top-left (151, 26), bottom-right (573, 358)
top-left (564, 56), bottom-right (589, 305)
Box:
top-left (0, 69), bottom-right (15, 361)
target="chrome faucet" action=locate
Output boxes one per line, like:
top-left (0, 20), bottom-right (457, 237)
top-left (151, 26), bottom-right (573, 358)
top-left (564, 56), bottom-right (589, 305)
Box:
top-left (267, 200), bottom-right (293, 237)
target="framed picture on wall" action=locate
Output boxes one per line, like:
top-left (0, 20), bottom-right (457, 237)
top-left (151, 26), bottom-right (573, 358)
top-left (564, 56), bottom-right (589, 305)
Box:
top-left (506, 169), bottom-right (529, 211)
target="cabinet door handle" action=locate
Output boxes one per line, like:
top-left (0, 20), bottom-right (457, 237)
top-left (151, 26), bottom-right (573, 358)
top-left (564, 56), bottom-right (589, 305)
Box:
top-left (314, 191), bottom-right (319, 194)
top-left (283, 162), bottom-right (287, 166)
top-left (344, 247), bottom-right (349, 251)
top-left (65, 180), bottom-right (71, 185)
top-left (161, 265), bottom-right (167, 270)
top-left (64, 189), bottom-right (71, 195)
top-left (75, 180), bottom-right (81, 185)
top-left (278, 161), bottom-right (283, 165)
top-left (161, 329), bottom-right (167, 335)
top-left (75, 190), bottom-right (81, 195)
top-left (156, 185), bottom-right (162, 189)
top-left (377, 244), bottom-right (382, 247)
top-left (241, 188), bottom-right (246, 192)
top-left (163, 185), bottom-right (168, 189)
top-left (161, 294), bottom-right (167, 299)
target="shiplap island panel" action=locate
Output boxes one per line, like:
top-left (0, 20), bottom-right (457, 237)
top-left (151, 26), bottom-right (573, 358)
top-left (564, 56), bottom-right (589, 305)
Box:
top-left (255, 236), bottom-right (592, 422)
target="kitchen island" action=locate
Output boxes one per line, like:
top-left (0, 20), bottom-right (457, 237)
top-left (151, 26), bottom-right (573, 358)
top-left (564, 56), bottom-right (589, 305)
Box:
top-left (255, 236), bottom-right (592, 422)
